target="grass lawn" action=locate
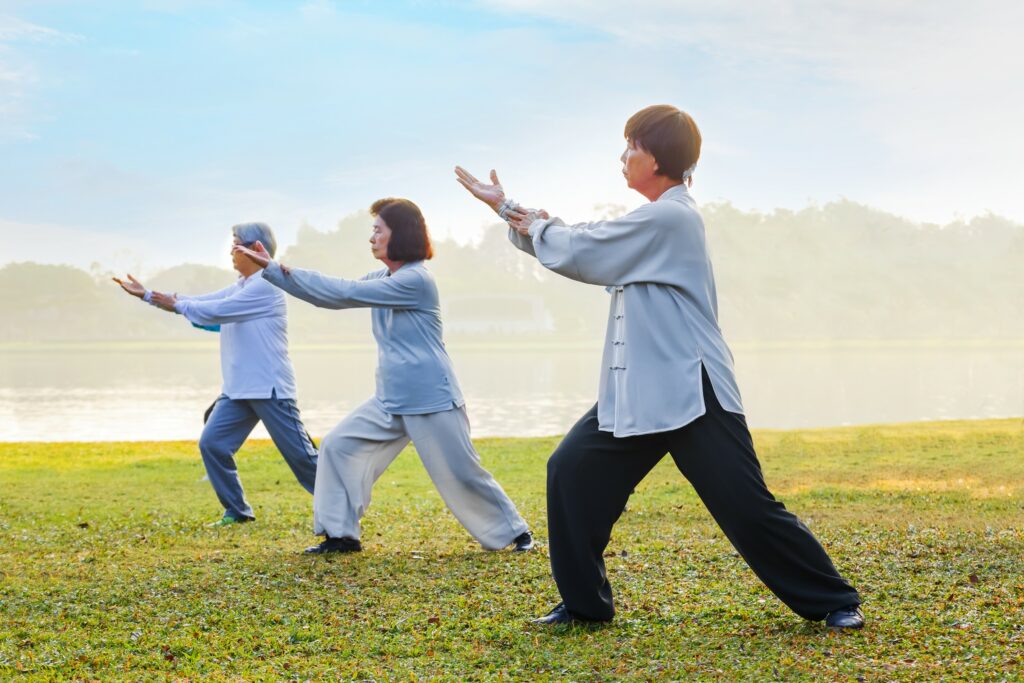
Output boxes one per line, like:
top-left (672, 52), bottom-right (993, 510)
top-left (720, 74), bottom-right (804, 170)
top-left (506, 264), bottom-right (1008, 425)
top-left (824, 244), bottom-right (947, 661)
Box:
top-left (1, 419), bottom-right (1022, 681)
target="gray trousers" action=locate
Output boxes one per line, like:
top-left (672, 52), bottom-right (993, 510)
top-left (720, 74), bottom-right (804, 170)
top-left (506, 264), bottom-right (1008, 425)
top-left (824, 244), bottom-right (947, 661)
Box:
top-left (314, 399), bottom-right (528, 550)
top-left (199, 393), bottom-right (318, 520)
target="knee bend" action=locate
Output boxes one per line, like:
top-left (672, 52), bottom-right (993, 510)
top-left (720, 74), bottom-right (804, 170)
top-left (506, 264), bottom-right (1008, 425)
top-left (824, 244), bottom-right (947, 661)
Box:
top-left (319, 432), bottom-right (354, 462)
top-left (319, 433), bottom-right (341, 458)
top-left (547, 447), bottom-right (583, 485)
top-left (198, 433), bottom-right (219, 458)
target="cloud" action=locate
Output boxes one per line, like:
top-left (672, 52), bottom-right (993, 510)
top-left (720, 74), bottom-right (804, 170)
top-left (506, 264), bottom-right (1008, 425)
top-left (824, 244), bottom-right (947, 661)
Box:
top-left (478, 2), bottom-right (1023, 128)
top-left (299, 0), bottom-right (337, 22)
top-left (479, 0), bottom-right (1024, 219)
top-left (0, 15), bottom-right (82, 143)
top-left (0, 15), bottom-right (81, 43)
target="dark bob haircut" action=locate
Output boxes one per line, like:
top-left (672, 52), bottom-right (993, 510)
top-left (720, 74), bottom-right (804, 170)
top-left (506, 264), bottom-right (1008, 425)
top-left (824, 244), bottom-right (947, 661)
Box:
top-left (370, 197), bottom-right (434, 262)
top-left (624, 105), bottom-right (701, 181)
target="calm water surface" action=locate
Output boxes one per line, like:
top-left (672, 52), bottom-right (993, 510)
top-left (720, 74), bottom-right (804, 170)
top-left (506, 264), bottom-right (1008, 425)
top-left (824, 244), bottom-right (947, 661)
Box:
top-left (1, 346), bottom-right (1021, 442)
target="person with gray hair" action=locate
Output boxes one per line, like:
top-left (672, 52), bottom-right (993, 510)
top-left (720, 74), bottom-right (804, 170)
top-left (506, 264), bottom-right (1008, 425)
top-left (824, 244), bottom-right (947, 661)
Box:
top-left (113, 222), bottom-right (318, 527)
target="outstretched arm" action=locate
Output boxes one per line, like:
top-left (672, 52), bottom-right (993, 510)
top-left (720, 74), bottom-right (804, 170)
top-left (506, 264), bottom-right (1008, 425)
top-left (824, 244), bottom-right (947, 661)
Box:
top-left (233, 240), bottom-right (423, 310)
top-left (260, 261), bottom-right (422, 310)
top-left (171, 283), bottom-right (280, 326)
top-left (504, 202), bottom-right (690, 287)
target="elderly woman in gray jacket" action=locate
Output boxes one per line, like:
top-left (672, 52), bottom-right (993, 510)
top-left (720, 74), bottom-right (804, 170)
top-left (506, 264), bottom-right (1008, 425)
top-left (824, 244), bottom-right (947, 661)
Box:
top-left (234, 198), bottom-right (532, 555)
top-left (456, 105), bottom-right (863, 629)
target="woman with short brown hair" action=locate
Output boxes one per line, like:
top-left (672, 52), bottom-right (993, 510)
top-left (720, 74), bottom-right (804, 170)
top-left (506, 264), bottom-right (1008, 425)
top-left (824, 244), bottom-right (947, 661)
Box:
top-left (456, 104), bottom-right (863, 629)
top-left (234, 198), bottom-right (533, 555)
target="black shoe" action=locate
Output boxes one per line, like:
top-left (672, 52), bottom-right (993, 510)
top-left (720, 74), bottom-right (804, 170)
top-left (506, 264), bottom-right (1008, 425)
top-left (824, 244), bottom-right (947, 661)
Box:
top-left (530, 602), bottom-right (607, 627)
top-left (304, 536), bottom-right (362, 554)
top-left (512, 531), bottom-right (534, 552)
top-left (825, 604), bottom-right (865, 629)
top-left (532, 603), bottom-right (575, 626)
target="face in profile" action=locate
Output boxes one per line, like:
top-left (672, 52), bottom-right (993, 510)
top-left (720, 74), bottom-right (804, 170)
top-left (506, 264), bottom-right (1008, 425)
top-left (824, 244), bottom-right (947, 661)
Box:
top-left (369, 216), bottom-right (393, 261)
top-left (230, 236), bottom-right (250, 273)
top-left (620, 138), bottom-right (659, 192)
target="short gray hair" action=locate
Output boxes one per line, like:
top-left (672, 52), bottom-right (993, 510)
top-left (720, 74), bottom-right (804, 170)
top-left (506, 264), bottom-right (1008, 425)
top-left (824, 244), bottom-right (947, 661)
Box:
top-left (231, 222), bottom-right (277, 258)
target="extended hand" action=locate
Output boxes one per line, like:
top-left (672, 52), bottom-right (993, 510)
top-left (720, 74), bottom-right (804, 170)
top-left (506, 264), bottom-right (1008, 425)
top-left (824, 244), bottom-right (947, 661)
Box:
top-left (112, 274), bottom-right (146, 298)
top-left (150, 291), bottom-right (178, 312)
top-left (233, 241), bottom-right (272, 268)
top-left (454, 166), bottom-right (506, 212)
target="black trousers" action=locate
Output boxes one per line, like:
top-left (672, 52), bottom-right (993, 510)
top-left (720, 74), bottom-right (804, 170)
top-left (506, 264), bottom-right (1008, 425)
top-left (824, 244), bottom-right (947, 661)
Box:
top-left (546, 368), bottom-right (861, 622)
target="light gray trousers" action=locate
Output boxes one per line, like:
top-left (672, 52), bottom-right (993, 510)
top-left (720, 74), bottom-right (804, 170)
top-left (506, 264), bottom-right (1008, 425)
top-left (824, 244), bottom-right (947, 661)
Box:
top-left (314, 399), bottom-right (528, 550)
top-left (199, 393), bottom-right (318, 520)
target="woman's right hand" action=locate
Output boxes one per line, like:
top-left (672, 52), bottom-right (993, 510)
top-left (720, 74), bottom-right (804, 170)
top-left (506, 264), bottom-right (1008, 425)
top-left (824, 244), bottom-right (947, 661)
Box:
top-left (232, 241), bottom-right (272, 268)
top-left (454, 166), bottom-right (506, 213)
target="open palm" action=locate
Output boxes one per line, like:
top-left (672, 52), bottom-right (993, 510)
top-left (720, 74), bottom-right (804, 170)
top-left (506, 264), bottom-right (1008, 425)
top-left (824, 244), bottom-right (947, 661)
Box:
top-left (454, 167), bottom-right (506, 211)
top-left (112, 274), bottom-right (146, 298)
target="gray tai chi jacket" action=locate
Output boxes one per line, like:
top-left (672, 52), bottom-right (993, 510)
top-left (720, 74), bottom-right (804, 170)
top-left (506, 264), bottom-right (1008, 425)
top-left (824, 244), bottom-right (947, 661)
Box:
top-left (263, 260), bottom-right (465, 415)
top-left (510, 183), bottom-right (744, 437)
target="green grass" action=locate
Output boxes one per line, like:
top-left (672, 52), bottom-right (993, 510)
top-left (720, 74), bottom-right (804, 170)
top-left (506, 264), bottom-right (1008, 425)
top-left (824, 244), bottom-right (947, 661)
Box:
top-left (2, 419), bottom-right (1023, 681)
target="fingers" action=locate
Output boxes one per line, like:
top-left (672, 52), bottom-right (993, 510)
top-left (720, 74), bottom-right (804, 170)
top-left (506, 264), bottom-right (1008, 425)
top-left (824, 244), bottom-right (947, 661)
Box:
top-left (490, 169), bottom-right (501, 186)
top-left (454, 166), bottom-right (480, 185)
top-left (538, 209), bottom-right (550, 219)
top-left (128, 274), bottom-right (140, 284)
top-left (252, 240), bottom-right (268, 254)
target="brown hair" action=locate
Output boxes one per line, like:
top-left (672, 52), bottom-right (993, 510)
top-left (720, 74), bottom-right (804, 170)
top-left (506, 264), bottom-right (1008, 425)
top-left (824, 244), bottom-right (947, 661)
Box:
top-left (623, 105), bottom-right (701, 180)
top-left (369, 198), bottom-right (434, 262)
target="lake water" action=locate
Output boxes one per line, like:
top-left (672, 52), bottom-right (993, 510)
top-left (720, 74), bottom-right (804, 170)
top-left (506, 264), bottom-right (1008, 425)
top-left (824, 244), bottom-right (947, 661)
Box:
top-left (1, 345), bottom-right (1022, 442)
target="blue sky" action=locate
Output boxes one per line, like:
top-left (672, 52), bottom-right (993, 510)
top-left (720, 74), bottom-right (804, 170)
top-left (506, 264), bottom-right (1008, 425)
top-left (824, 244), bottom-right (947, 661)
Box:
top-left (1, 0), bottom-right (1021, 273)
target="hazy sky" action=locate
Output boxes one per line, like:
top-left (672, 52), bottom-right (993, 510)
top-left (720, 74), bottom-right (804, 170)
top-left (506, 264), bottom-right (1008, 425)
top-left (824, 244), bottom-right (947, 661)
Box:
top-left (2, 0), bottom-right (1021, 274)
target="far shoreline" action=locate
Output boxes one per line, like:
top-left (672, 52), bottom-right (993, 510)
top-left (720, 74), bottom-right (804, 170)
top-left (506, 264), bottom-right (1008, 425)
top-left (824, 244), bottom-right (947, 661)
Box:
top-left (2, 338), bottom-right (1024, 353)
top-left (2, 416), bottom-right (1021, 446)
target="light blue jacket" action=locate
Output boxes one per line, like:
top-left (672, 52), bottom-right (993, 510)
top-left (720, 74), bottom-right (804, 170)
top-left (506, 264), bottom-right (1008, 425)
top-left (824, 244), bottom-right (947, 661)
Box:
top-left (262, 260), bottom-right (464, 415)
top-left (511, 183), bottom-right (744, 437)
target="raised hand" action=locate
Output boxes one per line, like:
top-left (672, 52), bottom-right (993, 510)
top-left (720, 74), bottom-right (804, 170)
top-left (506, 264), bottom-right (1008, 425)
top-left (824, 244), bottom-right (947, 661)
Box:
top-left (233, 240), bottom-right (272, 268)
top-left (112, 274), bottom-right (146, 298)
top-left (454, 166), bottom-right (506, 212)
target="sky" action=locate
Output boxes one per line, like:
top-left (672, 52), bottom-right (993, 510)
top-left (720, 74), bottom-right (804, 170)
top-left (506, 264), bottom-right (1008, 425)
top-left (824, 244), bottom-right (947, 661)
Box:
top-left (1, 0), bottom-right (1022, 275)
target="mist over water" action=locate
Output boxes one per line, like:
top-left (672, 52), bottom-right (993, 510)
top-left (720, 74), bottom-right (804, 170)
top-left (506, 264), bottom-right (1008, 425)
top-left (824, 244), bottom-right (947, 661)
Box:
top-left (2, 345), bottom-right (1020, 442)
top-left (3, 201), bottom-right (1023, 442)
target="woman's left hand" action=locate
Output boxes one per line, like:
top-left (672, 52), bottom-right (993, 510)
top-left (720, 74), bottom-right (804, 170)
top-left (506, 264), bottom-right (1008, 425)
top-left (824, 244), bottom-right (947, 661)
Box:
top-left (454, 166), bottom-right (506, 212)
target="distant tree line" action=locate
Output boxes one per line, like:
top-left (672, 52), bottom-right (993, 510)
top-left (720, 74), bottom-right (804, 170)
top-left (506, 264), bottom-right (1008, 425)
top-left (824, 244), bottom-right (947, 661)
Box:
top-left (2, 200), bottom-right (1022, 344)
